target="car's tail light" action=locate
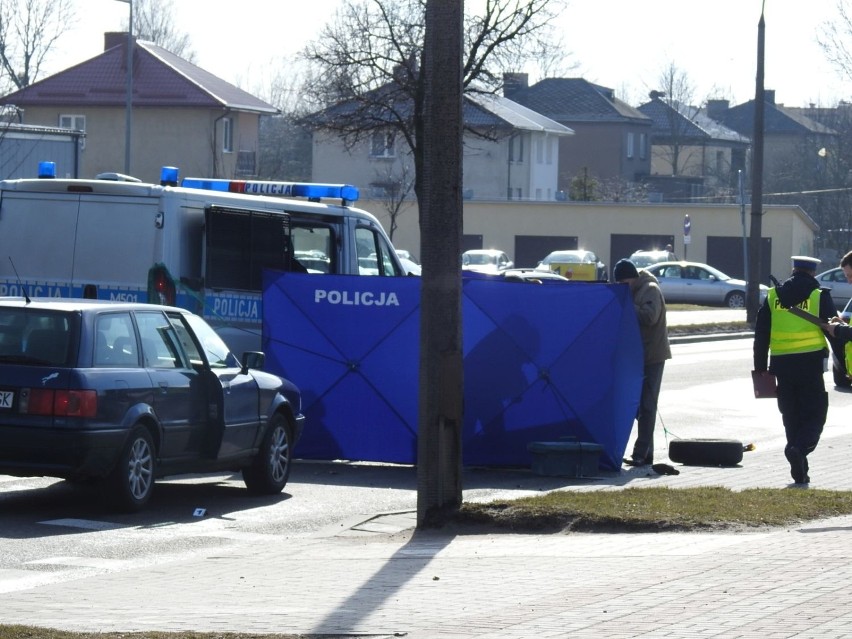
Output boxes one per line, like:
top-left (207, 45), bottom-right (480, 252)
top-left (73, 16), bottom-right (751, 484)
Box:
top-left (26, 389), bottom-right (97, 417)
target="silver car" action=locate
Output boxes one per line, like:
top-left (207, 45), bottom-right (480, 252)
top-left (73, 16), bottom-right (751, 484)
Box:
top-left (462, 249), bottom-right (514, 274)
top-left (645, 261), bottom-right (768, 308)
top-left (816, 267), bottom-right (852, 309)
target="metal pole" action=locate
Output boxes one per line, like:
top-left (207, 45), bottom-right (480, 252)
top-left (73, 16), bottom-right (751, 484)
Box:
top-left (125, 0), bottom-right (133, 175)
top-left (747, 5), bottom-right (766, 325)
top-left (114, 0), bottom-right (133, 174)
top-left (739, 170), bottom-right (749, 280)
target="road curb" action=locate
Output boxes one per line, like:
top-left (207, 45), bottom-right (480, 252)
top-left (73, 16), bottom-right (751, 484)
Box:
top-left (669, 331), bottom-right (753, 344)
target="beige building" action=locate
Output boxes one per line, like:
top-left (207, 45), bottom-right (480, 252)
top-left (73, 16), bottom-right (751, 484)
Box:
top-left (361, 199), bottom-right (817, 284)
top-left (0, 33), bottom-right (277, 183)
top-left (311, 92), bottom-right (573, 203)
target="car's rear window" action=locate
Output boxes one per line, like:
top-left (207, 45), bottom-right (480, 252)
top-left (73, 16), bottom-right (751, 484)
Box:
top-left (0, 308), bottom-right (74, 366)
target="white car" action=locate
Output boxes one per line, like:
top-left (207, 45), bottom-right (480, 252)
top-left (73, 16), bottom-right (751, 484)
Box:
top-left (462, 249), bottom-right (513, 274)
top-left (629, 249), bottom-right (677, 267)
top-left (816, 267), bottom-right (852, 309)
top-left (645, 261), bottom-right (768, 308)
top-left (399, 257), bottom-right (421, 276)
top-left (502, 268), bottom-right (570, 282)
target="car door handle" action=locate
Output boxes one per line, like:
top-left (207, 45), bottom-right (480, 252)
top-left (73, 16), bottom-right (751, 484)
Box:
top-left (158, 381), bottom-right (169, 393)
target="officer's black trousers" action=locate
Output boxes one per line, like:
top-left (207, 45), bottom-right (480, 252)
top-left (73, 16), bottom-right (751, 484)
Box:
top-left (774, 352), bottom-right (828, 455)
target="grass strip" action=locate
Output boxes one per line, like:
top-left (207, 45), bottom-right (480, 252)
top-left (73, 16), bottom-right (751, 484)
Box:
top-left (447, 486), bottom-right (852, 532)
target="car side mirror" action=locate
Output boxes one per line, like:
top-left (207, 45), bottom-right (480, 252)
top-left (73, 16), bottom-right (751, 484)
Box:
top-left (241, 351), bottom-right (265, 373)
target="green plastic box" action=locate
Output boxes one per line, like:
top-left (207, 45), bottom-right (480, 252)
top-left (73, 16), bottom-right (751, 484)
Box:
top-left (527, 440), bottom-right (603, 478)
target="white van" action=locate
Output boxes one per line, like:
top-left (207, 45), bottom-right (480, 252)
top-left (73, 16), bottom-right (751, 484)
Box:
top-left (0, 166), bottom-right (406, 354)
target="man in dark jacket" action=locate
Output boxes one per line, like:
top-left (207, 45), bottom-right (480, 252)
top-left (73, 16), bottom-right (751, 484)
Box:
top-left (614, 258), bottom-right (672, 466)
top-left (753, 256), bottom-right (836, 484)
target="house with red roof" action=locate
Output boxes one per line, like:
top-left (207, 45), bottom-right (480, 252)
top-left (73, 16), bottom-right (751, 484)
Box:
top-left (0, 33), bottom-right (277, 183)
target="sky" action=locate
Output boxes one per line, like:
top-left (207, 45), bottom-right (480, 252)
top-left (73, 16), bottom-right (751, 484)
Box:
top-left (51, 0), bottom-right (850, 109)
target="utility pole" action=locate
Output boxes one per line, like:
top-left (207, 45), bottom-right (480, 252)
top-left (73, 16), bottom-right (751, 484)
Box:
top-left (417, 0), bottom-right (464, 526)
top-left (114, 0), bottom-right (133, 175)
top-left (746, 3), bottom-right (766, 325)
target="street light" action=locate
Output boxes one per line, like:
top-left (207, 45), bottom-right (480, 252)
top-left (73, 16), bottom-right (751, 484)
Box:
top-left (114, 0), bottom-right (133, 175)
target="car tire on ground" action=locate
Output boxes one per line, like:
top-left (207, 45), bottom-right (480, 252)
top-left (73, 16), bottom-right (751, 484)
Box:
top-left (669, 438), bottom-right (744, 467)
top-left (106, 425), bottom-right (156, 512)
top-left (725, 291), bottom-right (746, 309)
top-left (243, 412), bottom-right (293, 495)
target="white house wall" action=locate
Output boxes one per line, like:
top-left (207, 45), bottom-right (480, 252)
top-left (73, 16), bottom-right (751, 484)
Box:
top-left (313, 129), bottom-right (562, 202)
top-left (528, 134), bottom-right (559, 201)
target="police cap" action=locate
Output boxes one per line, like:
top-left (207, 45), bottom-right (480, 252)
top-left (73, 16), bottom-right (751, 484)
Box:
top-left (791, 255), bottom-right (821, 272)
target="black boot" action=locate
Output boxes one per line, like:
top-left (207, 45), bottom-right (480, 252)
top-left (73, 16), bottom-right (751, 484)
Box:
top-left (784, 445), bottom-right (807, 484)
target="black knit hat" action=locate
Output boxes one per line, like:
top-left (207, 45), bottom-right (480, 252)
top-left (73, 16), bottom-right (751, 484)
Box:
top-left (613, 259), bottom-right (639, 282)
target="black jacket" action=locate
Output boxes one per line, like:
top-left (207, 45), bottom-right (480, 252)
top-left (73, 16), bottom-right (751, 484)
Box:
top-left (753, 270), bottom-right (837, 372)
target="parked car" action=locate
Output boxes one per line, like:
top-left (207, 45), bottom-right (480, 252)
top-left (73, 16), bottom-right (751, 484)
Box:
top-left (816, 267), bottom-right (852, 309)
top-left (399, 257), bottom-right (422, 276)
top-left (501, 268), bottom-right (571, 283)
top-left (462, 249), bottom-right (514, 274)
top-left (535, 250), bottom-right (607, 281)
top-left (645, 261), bottom-right (768, 308)
top-left (629, 249), bottom-right (677, 267)
top-left (0, 298), bottom-right (305, 512)
top-left (395, 249), bottom-right (418, 263)
top-left (294, 249), bottom-right (332, 273)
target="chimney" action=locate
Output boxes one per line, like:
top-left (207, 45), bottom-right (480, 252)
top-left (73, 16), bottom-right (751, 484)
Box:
top-left (765, 89), bottom-right (775, 105)
top-left (104, 32), bottom-right (132, 51)
top-left (706, 99), bottom-right (730, 121)
top-left (502, 72), bottom-right (528, 98)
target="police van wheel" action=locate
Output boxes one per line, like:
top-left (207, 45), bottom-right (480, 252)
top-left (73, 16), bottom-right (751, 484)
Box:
top-left (668, 438), bottom-right (743, 467)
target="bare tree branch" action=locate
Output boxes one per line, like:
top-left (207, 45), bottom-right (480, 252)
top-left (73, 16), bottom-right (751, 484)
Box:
top-left (125, 0), bottom-right (196, 63)
top-left (818, 0), bottom-right (852, 84)
top-left (650, 61), bottom-right (699, 176)
top-left (301, 0), bottom-right (566, 201)
top-left (0, 0), bottom-right (75, 90)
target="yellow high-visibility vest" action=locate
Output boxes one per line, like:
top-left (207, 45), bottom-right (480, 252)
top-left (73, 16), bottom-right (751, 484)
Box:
top-left (768, 288), bottom-right (826, 354)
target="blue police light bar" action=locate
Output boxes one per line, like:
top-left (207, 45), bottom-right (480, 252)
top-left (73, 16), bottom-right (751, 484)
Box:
top-left (38, 161), bottom-right (56, 179)
top-left (181, 177), bottom-right (359, 203)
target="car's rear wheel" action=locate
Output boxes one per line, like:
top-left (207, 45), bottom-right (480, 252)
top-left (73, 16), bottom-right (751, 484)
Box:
top-left (725, 291), bottom-right (746, 308)
top-left (243, 413), bottom-right (293, 495)
top-left (107, 425), bottom-right (156, 512)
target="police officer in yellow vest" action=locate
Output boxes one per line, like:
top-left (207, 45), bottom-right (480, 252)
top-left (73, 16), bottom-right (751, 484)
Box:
top-left (753, 256), bottom-right (837, 484)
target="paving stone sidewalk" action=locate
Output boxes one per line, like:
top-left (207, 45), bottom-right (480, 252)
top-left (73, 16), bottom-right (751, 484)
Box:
top-left (3, 421), bottom-right (852, 639)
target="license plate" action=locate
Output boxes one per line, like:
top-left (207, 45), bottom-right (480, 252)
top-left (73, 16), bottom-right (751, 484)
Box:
top-left (0, 390), bottom-right (13, 409)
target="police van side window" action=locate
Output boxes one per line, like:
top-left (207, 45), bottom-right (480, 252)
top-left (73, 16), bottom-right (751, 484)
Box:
top-left (205, 207), bottom-right (289, 291)
top-left (291, 224), bottom-right (334, 274)
top-left (355, 226), bottom-right (402, 277)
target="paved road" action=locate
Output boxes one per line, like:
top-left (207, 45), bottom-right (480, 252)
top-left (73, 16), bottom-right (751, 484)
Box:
top-left (5, 310), bottom-right (852, 639)
top-left (667, 307), bottom-right (746, 326)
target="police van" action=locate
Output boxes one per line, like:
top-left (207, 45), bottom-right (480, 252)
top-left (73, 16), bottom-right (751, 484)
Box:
top-left (0, 163), bottom-right (406, 354)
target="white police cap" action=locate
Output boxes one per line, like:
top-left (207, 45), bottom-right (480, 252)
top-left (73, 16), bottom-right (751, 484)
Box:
top-left (791, 255), bottom-right (821, 271)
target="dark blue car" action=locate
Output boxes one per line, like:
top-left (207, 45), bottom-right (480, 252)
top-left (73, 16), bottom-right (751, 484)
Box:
top-left (0, 298), bottom-right (304, 512)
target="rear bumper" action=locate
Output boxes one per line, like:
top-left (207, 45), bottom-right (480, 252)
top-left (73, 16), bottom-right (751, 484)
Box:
top-left (0, 424), bottom-right (128, 479)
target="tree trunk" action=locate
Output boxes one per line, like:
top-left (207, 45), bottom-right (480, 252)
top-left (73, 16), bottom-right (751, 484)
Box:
top-left (416, 0), bottom-right (464, 526)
